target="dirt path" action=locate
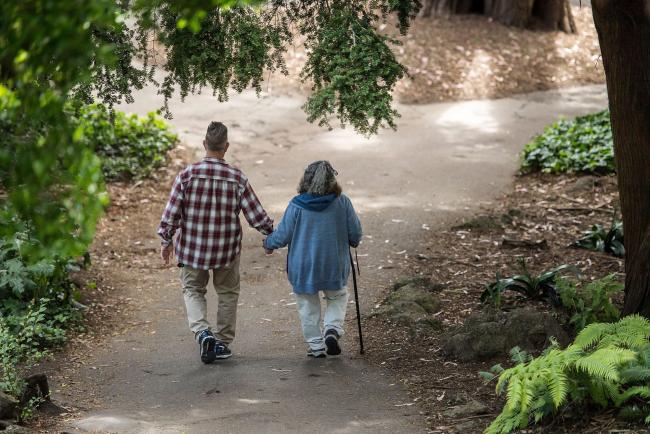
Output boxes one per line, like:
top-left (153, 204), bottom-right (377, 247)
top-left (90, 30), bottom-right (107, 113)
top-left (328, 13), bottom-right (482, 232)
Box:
top-left (52, 85), bottom-right (607, 433)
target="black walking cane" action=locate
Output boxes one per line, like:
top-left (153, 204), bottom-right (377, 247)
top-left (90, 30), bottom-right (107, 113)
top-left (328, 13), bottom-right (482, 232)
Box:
top-left (350, 249), bottom-right (365, 355)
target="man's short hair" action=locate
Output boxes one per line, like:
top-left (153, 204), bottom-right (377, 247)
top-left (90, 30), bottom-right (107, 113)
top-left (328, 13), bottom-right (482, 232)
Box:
top-left (205, 121), bottom-right (228, 151)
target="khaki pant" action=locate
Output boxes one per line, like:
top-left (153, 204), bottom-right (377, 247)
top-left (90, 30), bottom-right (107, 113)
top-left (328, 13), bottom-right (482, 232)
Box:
top-left (180, 256), bottom-right (240, 344)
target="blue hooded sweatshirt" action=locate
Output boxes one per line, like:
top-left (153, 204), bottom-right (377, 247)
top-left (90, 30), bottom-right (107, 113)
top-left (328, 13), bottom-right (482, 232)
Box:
top-left (263, 193), bottom-right (362, 294)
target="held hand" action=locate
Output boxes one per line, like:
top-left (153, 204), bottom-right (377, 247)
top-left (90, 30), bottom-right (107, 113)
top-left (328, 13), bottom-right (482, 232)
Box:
top-left (161, 244), bottom-right (173, 265)
top-left (262, 239), bottom-right (273, 255)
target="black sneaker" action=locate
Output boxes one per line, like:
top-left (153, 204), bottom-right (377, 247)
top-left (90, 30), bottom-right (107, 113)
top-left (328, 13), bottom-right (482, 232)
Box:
top-left (307, 348), bottom-right (327, 358)
top-left (324, 329), bottom-right (341, 356)
top-left (214, 342), bottom-right (233, 360)
top-left (197, 330), bottom-right (217, 364)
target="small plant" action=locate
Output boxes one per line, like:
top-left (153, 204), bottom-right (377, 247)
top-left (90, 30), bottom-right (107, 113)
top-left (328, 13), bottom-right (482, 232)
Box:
top-left (481, 259), bottom-right (580, 307)
top-left (574, 220), bottom-right (624, 258)
top-left (480, 346), bottom-right (534, 383)
top-left (556, 275), bottom-right (623, 332)
top-left (522, 110), bottom-right (614, 174)
top-left (486, 315), bottom-right (650, 434)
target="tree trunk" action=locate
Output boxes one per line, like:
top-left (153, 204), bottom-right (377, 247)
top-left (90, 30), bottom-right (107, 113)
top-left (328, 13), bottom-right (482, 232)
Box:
top-left (421, 0), bottom-right (577, 33)
top-left (592, 0), bottom-right (650, 317)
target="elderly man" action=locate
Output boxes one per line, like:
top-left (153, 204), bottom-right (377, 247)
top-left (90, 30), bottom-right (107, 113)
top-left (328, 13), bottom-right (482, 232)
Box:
top-left (158, 121), bottom-right (273, 363)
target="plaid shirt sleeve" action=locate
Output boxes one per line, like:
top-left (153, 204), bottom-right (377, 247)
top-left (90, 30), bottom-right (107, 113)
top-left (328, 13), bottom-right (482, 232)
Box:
top-left (240, 180), bottom-right (274, 235)
top-left (157, 174), bottom-right (184, 246)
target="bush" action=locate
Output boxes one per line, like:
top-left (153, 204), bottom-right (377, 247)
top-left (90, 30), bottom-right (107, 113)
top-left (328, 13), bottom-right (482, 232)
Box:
top-left (71, 104), bottom-right (178, 181)
top-left (0, 219), bottom-right (83, 400)
top-left (556, 275), bottom-right (623, 332)
top-left (486, 315), bottom-right (650, 434)
top-left (522, 110), bottom-right (614, 174)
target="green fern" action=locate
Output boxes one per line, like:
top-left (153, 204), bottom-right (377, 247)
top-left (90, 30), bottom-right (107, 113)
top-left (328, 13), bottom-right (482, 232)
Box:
top-left (486, 315), bottom-right (650, 434)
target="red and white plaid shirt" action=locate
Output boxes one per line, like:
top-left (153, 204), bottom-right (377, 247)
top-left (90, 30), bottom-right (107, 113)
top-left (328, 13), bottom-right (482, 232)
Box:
top-left (157, 157), bottom-right (273, 269)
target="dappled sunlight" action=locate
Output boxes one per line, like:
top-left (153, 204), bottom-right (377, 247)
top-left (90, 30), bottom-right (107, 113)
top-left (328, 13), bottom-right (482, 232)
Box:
top-left (314, 128), bottom-right (382, 152)
top-left (460, 49), bottom-right (497, 99)
top-left (433, 100), bottom-right (503, 134)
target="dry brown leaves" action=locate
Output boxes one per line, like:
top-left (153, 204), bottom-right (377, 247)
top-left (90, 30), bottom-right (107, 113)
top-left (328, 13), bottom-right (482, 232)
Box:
top-left (361, 173), bottom-right (650, 434)
top-left (268, 6), bottom-right (604, 104)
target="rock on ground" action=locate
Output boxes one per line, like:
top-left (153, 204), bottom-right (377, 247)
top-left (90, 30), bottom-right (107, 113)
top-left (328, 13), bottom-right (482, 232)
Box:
top-left (441, 308), bottom-right (570, 361)
top-left (373, 279), bottom-right (443, 332)
top-left (0, 392), bottom-right (18, 420)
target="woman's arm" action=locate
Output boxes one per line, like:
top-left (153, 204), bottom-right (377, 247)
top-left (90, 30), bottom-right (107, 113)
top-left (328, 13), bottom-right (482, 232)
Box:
top-left (345, 197), bottom-right (363, 248)
top-left (263, 205), bottom-right (298, 250)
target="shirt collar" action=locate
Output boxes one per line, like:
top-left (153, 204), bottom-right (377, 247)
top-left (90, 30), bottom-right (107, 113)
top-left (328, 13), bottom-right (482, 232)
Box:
top-left (203, 157), bottom-right (226, 164)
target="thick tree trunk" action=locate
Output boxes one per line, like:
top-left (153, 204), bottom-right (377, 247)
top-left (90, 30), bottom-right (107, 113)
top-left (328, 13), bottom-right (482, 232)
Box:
top-left (421, 0), bottom-right (576, 33)
top-left (592, 0), bottom-right (650, 317)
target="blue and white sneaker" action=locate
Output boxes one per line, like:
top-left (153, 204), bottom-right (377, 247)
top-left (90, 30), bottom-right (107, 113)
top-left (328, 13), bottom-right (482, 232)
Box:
top-left (197, 330), bottom-right (217, 364)
top-left (214, 342), bottom-right (233, 360)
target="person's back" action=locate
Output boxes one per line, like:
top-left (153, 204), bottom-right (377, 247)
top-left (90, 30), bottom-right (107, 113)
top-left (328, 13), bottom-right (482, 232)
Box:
top-left (264, 161), bottom-right (362, 358)
top-left (158, 121), bottom-right (273, 364)
top-left (281, 193), bottom-right (360, 293)
top-left (169, 158), bottom-right (265, 269)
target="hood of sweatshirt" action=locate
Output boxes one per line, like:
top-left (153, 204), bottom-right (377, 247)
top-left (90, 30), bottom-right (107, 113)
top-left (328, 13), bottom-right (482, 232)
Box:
top-left (290, 193), bottom-right (337, 212)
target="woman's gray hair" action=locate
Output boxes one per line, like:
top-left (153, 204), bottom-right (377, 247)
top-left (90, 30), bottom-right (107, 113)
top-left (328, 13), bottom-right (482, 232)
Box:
top-left (298, 160), bottom-right (342, 196)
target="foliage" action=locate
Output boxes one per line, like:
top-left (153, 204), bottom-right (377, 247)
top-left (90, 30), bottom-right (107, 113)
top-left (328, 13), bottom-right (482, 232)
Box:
top-left (0, 217), bottom-right (83, 398)
top-left (1, 0), bottom-right (419, 260)
top-left (486, 315), bottom-right (650, 434)
top-left (480, 346), bottom-right (533, 383)
top-left (522, 110), bottom-right (614, 174)
top-left (0, 86), bottom-right (108, 261)
top-left (0, 298), bottom-right (81, 398)
top-left (70, 104), bottom-right (178, 181)
top-left (556, 275), bottom-right (623, 332)
top-left (481, 259), bottom-right (580, 308)
top-left (574, 220), bottom-right (625, 258)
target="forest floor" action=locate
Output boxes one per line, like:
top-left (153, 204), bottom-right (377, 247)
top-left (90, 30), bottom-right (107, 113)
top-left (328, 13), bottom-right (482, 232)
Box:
top-left (363, 173), bottom-right (650, 433)
top-left (269, 5), bottom-right (604, 104)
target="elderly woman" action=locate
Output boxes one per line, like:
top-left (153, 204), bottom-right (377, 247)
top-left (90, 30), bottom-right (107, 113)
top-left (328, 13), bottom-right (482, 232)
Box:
top-left (263, 161), bottom-right (362, 358)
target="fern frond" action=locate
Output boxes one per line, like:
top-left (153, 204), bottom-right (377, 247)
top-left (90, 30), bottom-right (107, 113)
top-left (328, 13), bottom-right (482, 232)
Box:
top-left (574, 322), bottom-right (612, 349)
top-left (485, 409), bottom-right (520, 434)
top-left (621, 366), bottom-right (650, 384)
top-left (574, 347), bottom-right (636, 382)
top-left (545, 368), bottom-right (569, 408)
top-left (619, 385), bottom-right (650, 403)
top-left (506, 373), bottom-right (524, 411)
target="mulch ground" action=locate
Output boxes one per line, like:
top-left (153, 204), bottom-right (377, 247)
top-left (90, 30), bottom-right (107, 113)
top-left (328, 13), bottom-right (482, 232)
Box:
top-left (362, 172), bottom-right (650, 433)
top-left (270, 5), bottom-right (604, 104)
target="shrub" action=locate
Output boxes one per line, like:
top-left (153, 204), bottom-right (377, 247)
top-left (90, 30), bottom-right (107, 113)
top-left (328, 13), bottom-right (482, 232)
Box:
top-left (70, 104), bottom-right (178, 181)
top-left (486, 315), bottom-right (650, 434)
top-left (556, 275), bottom-right (623, 332)
top-left (481, 259), bottom-right (580, 308)
top-left (574, 220), bottom-right (625, 258)
top-left (0, 219), bottom-right (83, 399)
top-left (522, 110), bottom-right (614, 174)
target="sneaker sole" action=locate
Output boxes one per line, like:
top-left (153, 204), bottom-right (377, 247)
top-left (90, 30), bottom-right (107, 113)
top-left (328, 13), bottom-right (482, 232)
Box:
top-left (200, 337), bottom-right (217, 364)
top-left (308, 352), bottom-right (327, 359)
top-left (214, 352), bottom-right (232, 360)
top-left (325, 335), bottom-right (341, 356)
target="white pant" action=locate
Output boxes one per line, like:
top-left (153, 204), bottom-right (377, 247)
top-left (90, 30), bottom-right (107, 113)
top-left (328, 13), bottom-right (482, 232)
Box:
top-left (295, 288), bottom-right (349, 351)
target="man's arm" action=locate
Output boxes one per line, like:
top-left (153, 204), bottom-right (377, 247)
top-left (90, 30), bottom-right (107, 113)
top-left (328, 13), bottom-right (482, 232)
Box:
top-left (157, 175), bottom-right (184, 253)
top-left (240, 180), bottom-right (274, 235)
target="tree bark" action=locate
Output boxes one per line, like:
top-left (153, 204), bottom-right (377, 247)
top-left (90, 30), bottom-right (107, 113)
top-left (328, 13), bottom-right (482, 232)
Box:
top-left (420, 0), bottom-right (577, 33)
top-left (592, 0), bottom-right (650, 316)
